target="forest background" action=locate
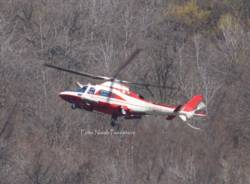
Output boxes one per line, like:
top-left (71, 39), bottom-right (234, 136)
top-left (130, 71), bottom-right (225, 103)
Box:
top-left (0, 0), bottom-right (250, 183)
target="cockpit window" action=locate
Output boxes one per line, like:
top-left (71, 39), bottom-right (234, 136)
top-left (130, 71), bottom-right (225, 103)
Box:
top-left (76, 86), bottom-right (88, 93)
top-left (87, 87), bottom-right (95, 94)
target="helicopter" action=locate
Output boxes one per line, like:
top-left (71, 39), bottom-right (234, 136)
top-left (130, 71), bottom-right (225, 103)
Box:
top-left (44, 49), bottom-right (206, 129)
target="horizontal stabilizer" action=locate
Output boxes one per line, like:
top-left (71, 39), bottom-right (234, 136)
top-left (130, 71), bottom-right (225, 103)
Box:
top-left (194, 111), bottom-right (206, 117)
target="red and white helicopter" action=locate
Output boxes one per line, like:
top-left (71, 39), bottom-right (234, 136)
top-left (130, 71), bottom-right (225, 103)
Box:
top-left (44, 50), bottom-right (206, 129)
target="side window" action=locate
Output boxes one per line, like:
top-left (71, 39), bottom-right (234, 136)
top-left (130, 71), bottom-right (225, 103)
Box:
top-left (100, 90), bottom-right (111, 97)
top-left (76, 86), bottom-right (87, 93)
top-left (81, 86), bottom-right (88, 93)
top-left (88, 87), bottom-right (95, 94)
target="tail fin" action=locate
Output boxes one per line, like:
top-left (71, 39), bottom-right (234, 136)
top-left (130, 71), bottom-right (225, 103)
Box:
top-left (179, 95), bottom-right (206, 122)
top-left (181, 95), bottom-right (203, 112)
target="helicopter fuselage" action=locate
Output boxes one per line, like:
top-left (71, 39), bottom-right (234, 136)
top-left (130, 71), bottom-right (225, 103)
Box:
top-left (59, 81), bottom-right (177, 119)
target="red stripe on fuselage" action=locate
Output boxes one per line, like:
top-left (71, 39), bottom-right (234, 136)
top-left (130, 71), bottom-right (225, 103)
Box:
top-left (95, 101), bottom-right (121, 115)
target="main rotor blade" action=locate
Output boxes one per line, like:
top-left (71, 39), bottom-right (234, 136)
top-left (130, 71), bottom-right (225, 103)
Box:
top-left (113, 48), bottom-right (142, 78)
top-left (44, 64), bottom-right (175, 89)
top-left (44, 64), bottom-right (112, 80)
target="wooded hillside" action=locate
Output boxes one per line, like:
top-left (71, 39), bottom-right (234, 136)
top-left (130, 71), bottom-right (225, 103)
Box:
top-left (0, 0), bottom-right (250, 183)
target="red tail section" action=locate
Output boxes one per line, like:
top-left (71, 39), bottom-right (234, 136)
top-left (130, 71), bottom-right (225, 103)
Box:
top-left (181, 95), bottom-right (203, 112)
top-left (178, 95), bottom-right (206, 122)
top-left (166, 95), bottom-right (206, 122)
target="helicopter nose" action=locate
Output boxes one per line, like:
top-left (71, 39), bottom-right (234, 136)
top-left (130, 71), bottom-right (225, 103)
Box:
top-left (59, 91), bottom-right (65, 96)
top-left (59, 91), bottom-right (69, 100)
top-left (59, 91), bottom-right (82, 104)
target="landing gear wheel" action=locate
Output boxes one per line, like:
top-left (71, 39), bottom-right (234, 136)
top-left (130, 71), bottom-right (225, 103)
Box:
top-left (71, 104), bottom-right (77, 110)
top-left (121, 108), bottom-right (127, 115)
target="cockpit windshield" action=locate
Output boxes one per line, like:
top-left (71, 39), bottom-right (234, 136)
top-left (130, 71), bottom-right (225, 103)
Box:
top-left (76, 86), bottom-right (88, 93)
